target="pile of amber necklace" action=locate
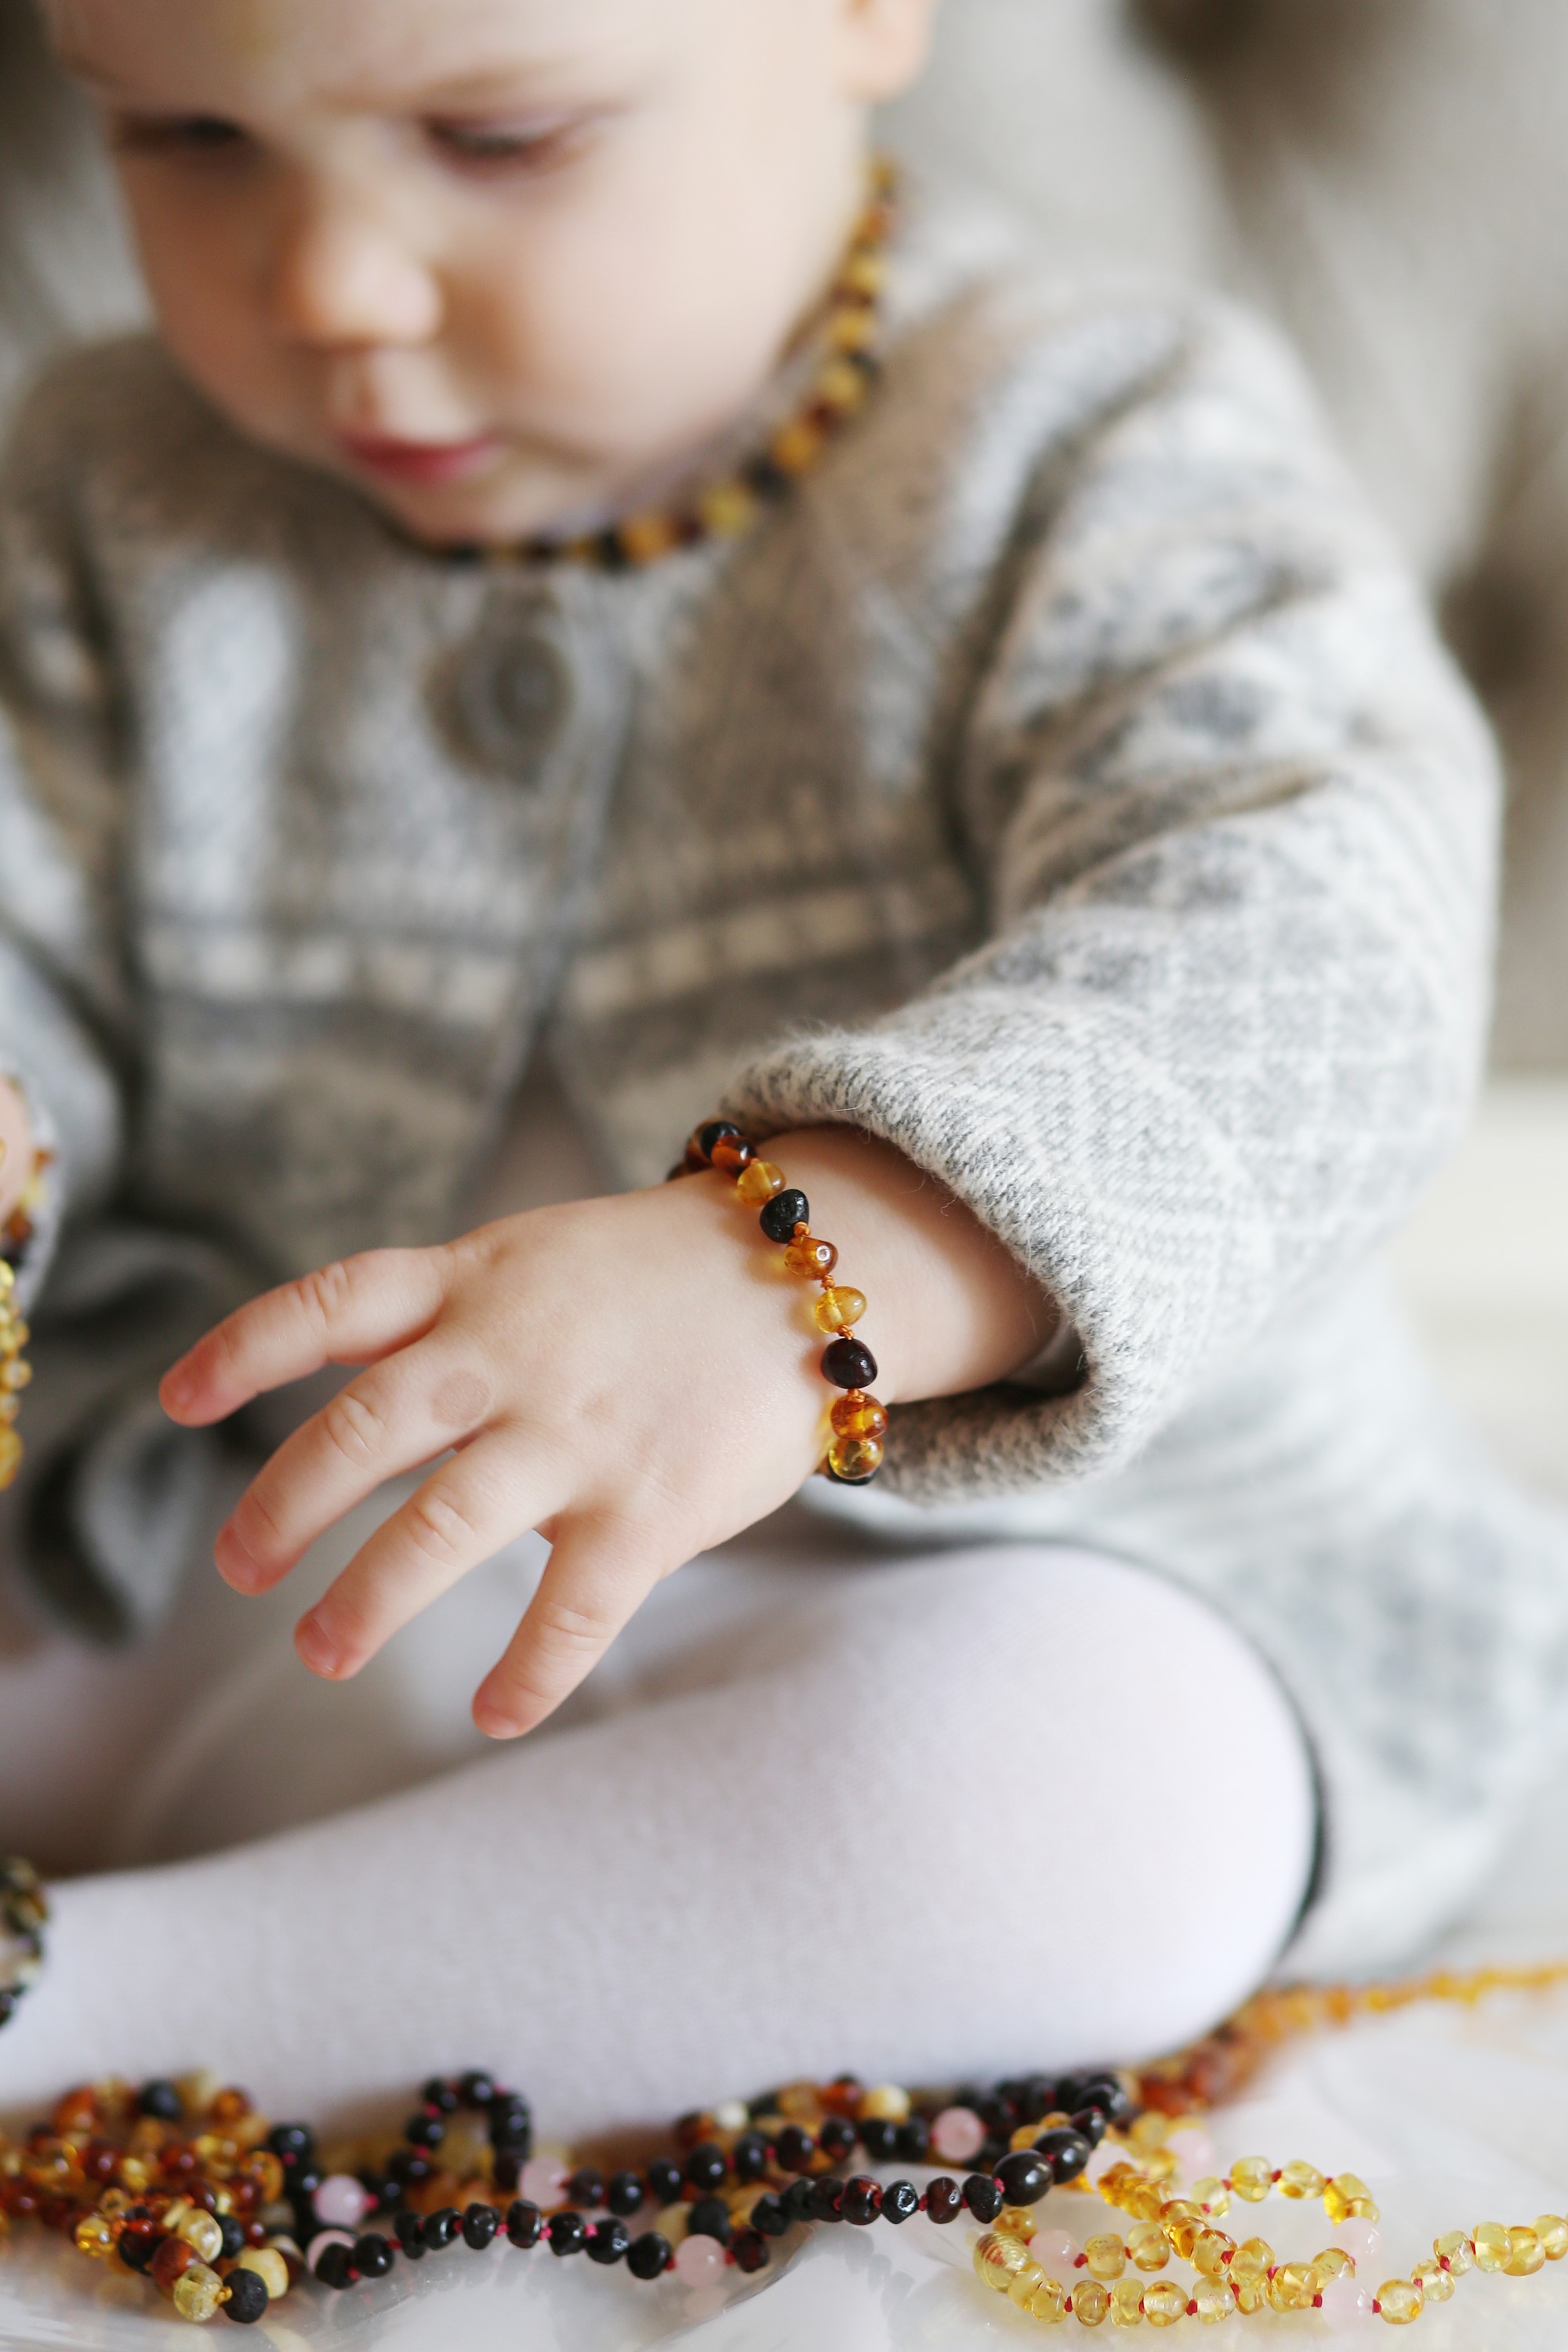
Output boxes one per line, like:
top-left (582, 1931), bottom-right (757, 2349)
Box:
top-left (6, 1962), bottom-right (1568, 2328)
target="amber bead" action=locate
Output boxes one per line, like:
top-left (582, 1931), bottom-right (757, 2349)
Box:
top-left (760, 1189), bottom-right (809, 1243)
top-left (222, 2267), bottom-right (270, 2325)
top-left (151, 2235), bottom-right (196, 2293)
top-left (785, 1236), bottom-right (837, 1279)
top-left (1230, 2275), bottom-right (1268, 2316)
top-left (1471, 2222), bottom-right (1510, 2272)
top-left (1508, 2225), bottom-right (1546, 2275)
top-left (1267, 2262), bottom-right (1316, 2311)
top-left (1192, 2276), bottom-right (1234, 2325)
top-left (1278, 2159), bottom-right (1325, 2200)
top-left (1192, 2230), bottom-right (1234, 2277)
top-left (236, 2247), bottom-right (289, 2300)
top-left (1070, 2278), bottom-right (1110, 2326)
top-left (1085, 2233), bottom-right (1127, 2281)
top-left (735, 1159), bottom-right (785, 1207)
top-left (177, 2209), bottom-right (225, 2264)
top-left (1228, 2238), bottom-right (1274, 2281)
top-left (73, 2214), bottom-right (118, 2261)
top-left (830, 1388), bottom-right (887, 1441)
top-left (1025, 2272), bottom-right (1069, 2323)
top-left (1536, 2213), bottom-right (1568, 2260)
top-left (691, 1121), bottom-right (742, 1165)
top-left (974, 2230), bottom-right (1031, 2291)
top-left (1126, 2221), bottom-right (1170, 2271)
top-left (1143, 2280), bottom-right (1189, 2327)
top-left (1374, 2278), bottom-right (1423, 2323)
top-left (924, 2177), bottom-right (963, 2225)
top-left (1109, 2274), bottom-right (1145, 2324)
top-left (710, 1134), bottom-right (755, 1178)
top-left (172, 2263), bottom-right (226, 2323)
top-left (1191, 2178), bottom-right (1230, 2219)
top-left (822, 1337), bottom-right (877, 1390)
top-left (1227, 2158), bottom-right (1273, 2203)
top-left (826, 1434), bottom-right (884, 1483)
top-left (813, 1286), bottom-right (867, 1334)
top-left (1411, 2257), bottom-right (1453, 2302)
top-left (1324, 2172), bottom-right (1378, 2224)
top-left (1312, 2247), bottom-right (1352, 2282)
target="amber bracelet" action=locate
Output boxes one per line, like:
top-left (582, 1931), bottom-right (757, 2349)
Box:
top-left (670, 1120), bottom-right (887, 1484)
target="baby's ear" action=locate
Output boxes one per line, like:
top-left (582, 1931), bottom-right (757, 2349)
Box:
top-left (835, 0), bottom-right (940, 104)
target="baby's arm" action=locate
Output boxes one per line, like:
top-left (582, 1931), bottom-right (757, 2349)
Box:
top-left (162, 1125), bottom-right (1051, 1738)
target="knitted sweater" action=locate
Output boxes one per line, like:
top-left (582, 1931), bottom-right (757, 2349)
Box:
top-left (1, 186), bottom-right (1562, 1973)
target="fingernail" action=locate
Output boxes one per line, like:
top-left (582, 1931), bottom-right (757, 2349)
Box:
top-left (214, 1526), bottom-right (263, 1592)
top-left (296, 1617), bottom-right (341, 1677)
top-left (162, 1366), bottom-right (195, 1414)
top-left (474, 1700), bottom-right (524, 1741)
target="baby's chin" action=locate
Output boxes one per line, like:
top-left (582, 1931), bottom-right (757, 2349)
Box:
top-left (273, 421), bottom-right (618, 554)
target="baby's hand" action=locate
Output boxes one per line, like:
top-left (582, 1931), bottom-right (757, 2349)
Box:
top-left (160, 1168), bottom-right (839, 1737)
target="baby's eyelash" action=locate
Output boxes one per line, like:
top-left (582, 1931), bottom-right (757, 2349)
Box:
top-left (423, 115), bottom-right (591, 172)
top-left (111, 114), bottom-right (249, 158)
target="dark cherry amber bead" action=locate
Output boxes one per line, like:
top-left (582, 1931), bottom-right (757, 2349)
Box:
top-left (118, 2220), bottom-right (160, 2273)
top-left (354, 2233), bottom-right (395, 2278)
top-left (693, 1120), bottom-right (742, 1164)
top-left (460, 2205), bottom-right (498, 2252)
top-left (710, 1134), bottom-right (755, 1178)
top-left (647, 2158), bottom-right (683, 2204)
top-left (809, 2178), bottom-right (846, 2223)
top-left (782, 2177), bottom-right (818, 2224)
top-left (607, 2169), bottom-right (646, 2216)
top-left (567, 2167), bottom-right (604, 2209)
top-left (896, 2117), bottom-right (931, 2163)
top-left (775, 2124), bottom-right (815, 2172)
top-left (547, 2210), bottom-right (587, 2256)
top-left (750, 2193), bottom-right (789, 2238)
top-left (994, 2150), bottom-right (1053, 2205)
top-left (627, 2232), bottom-right (672, 2281)
top-left (883, 2180), bottom-right (922, 2225)
top-left (684, 2141), bottom-right (728, 2193)
top-left (1078, 2073), bottom-right (1134, 2124)
top-left (760, 1189), bottom-right (809, 1243)
top-left (405, 2111), bottom-right (445, 2148)
top-left (139, 2081), bottom-right (183, 2123)
top-left (818, 2117), bottom-right (855, 2161)
top-left (1072, 2105), bottom-right (1109, 2147)
top-left (822, 1338), bottom-right (877, 1389)
top-left (586, 2219), bottom-right (631, 2265)
top-left (267, 2122), bottom-right (314, 2165)
top-left (222, 2267), bottom-right (270, 2325)
top-left (686, 2197), bottom-right (731, 2243)
top-left (732, 2228), bottom-right (771, 2274)
top-left (422, 2209), bottom-right (462, 2251)
top-left (151, 2237), bottom-right (196, 2292)
top-left (493, 2150), bottom-right (522, 2194)
top-left (1034, 2125), bottom-right (1093, 2183)
top-left (858, 2118), bottom-right (898, 2161)
top-left (394, 2212), bottom-right (428, 2258)
top-left (505, 2201), bottom-right (543, 2249)
top-left (488, 2093), bottom-right (532, 2154)
top-left (963, 2174), bottom-right (1004, 2223)
top-left (458, 2070), bottom-right (496, 2108)
top-left (924, 2176), bottom-right (963, 2224)
top-left (731, 2131), bottom-right (770, 2183)
top-left (843, 2176), bottom-right (883, 2226)
top-left (318, 2244), bottom-right (356, 2291)
top-left (420, 2077), bottom-right (459, 2113)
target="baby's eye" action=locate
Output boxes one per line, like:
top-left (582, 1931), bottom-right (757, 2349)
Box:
top-left (111, 114), bottom-right (250, 159)
top-left (423, 115), bottom-right (590, 173)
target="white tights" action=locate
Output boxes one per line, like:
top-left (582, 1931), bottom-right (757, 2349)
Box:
top-left (0, 1497), bottom-right (1316, 2140)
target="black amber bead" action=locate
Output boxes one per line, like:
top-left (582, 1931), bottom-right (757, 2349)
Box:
top-left (461, 2205), bottom-right (499, 2252)
top-left (994, 2151), bottom-right (1053, 2205)
top-left (822, 1338), bottom-right (877, 1390)
top-left (493, 2149), bottom-right (522, 2194)
top-left (505, 2201), bottom-right (543, 2249)
top-left (358, 2169), bottom-right (399, 2216)
top-left (422, 2208), bottom-right (462, 2252)
top-left (695, 1120), bottom-right (742, 1163)
top-left (547, 2210), bottom-right (588, 2256)
top-left (978, 2134), bottom-right (1010, 2169)
top-left (1072, 2105), bottom-right (1109, 2147)
top-left (218, 2215), bottom-right (247, 2260)
top-left (488, 2094), bottom-right (533, 2154)
top-left (731, 2228), bottom-right (771, 2274)
top-left (586, 2219), bottom-right (631, 2265)
top-left (316, 2244), bottom-right (354, 2289)
top-left (420, 2078), bottom-right (459, 2114)
top-left (818, 2117), bottom-right (855, 2161)
top-left (924, 2176), bottom-right (963, 2224)
top-left (883, 2180), bottom-right (922, 2226)
top-left (782, 2177), bottom-right (818, 2224)
top-left (843, 2176), bottom-right (883, 2227)
top-left (1034, 2125), bottom-right (1094, 2184)
top-left (353, 2233), bottom-right (394, 2279)
top-left (627, 2232), bottom-right (672, 2281)
top-left (731, 2131), bottom-right (770, 2183)
top-left (858, 2118), bottom-right (898, 2160)
top-left (221, 2265), bottom-right (270, 2324)
top-left (139, 2081), bottom-right (183, 2124)
top-left (684, 2141), bottom-right (728, 2193)
top-left (394, 2212), bottom-right (428, 2258)
top-left (1077, 2073), bottom-right (1134, 2124)
top-left (458, 2071), bottom-right (496, 2108)
top-left (760, 1189), bottom-right (809, 1243)
top-left (809, 2177), bottom-right (846, 2223)
top-left (686, 2197), bottom-right (731, 2244)
top-left (607, 2169), bottom-right (646, 2217)
top-left (775, 2123), bottom-right (815, 2172)
top-left (405, 2111), bottom-right (445, 2149)
top-left (750, 2192), bottom-right (789, 2238)
top-left (963, 2174), bottom-right (1005, 2223)
top-left (567, 2168), bottom-right (605, 2209)
top-left (647, 2158), bottom-right (683, 2205)
top-left (895, 2116), bottom-right (931, 2163)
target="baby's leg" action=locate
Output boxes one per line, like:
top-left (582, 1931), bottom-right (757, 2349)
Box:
top-left (0, 1545), bottom-right (1316, 2137)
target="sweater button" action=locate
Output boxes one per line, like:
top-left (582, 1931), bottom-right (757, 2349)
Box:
top-left (445, 626), bottom-right (570, 774)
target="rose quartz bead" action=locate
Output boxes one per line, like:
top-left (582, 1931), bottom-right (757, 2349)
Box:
top-left (1167, 2125), bottom-right (1214, 2181)
top-left (1083, 2140), bottom-right (1125, 2186)
top-left (1318, 2275), bottom-right (1377, 2322)
top-left (521, 2158), bottom-right (572, 2208)
top-left (1338, 2219), bottom-right (1382, 2270)
top-left (1028, 2227), bottom-right (1080, 2278)
top-left (304, 2230), bottom-right (355, 2275)
top-left (673, 2235), bottom-right (726, 2285)
top-left (314, 2175), bottom-right (372, 2230)
top-left (931, 2107), bottom-right (986, 2165)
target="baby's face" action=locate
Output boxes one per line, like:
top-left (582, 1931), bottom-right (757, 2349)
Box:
top-left (53, 0), bottom-right (932, 546)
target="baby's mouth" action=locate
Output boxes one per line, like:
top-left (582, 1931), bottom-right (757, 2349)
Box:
top-left (336, 431), bottom-right (506, 488)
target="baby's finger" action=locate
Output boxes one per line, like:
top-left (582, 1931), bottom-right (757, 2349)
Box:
top-left (473, 1518), bottom-right (673, 1740)
top-left (214, 1341), bottom-right (499, 1595)
top-left (292, 1437), bottom-right (555, 1682)
top-left (161, 1249), bottom-right (451, 1426)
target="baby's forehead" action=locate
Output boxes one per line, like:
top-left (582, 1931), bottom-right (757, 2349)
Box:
top-left (51, 0), bottom-right (659, 106)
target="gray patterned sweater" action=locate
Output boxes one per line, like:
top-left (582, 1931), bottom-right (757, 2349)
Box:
top-left (2, 185), bottom-right (1563, 1974)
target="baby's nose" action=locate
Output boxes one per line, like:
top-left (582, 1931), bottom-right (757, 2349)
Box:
top-left (268, 179), bottom-right (443, 351)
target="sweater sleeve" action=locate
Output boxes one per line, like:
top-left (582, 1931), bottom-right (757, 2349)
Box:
top-left (724, 297), bottom-right (1499, 1501)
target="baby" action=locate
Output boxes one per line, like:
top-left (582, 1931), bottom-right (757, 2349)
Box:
top-left (0, 0), bottom-right (1563, 2134)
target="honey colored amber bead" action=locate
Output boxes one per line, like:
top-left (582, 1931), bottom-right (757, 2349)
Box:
top-left (1313, 2247), bottom-right (1353, 2282)
top-left (1411, 2259), bottom-right (1453, 2303)
top-left (1009, 2260), bottom-right (1049, 2311)
top-left (1278, 2160), bottom-right (1326, 2201)
top-left (1432, 2230), bottom-right (1473, 2275)
top-left (1085, 2234), bottom-right (1127, 2281)
top-left (858, 2083), bottom-right (910, 2123)
top-left (1228, 2158), bottom-right (1273, 2203)
top-left (177, 2210), bottom-right (225, 2264)
top-left (1126, 2222), bottom-right (1169, 2271)
top-left (1142, 2281), bottom-right (1189, 2328)
top-left (975, 2230), bottom-right (1031, 2291)
top-left (696, 481), bottom-right (760, 539)
top-left (236, 2248), bottom-right (289, 2300)
top-left (826, 1434), bottom-right (884, 1483)
top-left (1230, 2276), bottom-right (1268, 2316)
top-left (1535, 2214), bottom-right (1568, 2260)
top-left (1228, 2238), bottom-right (1274, 2282)
top-left (813, 1286), bottom-right (867, 1334)
top-left (830, 1392), bottom-right (887, 1441)
top-left (1375, 2278), bottom-right (1423, 2324)
top-left (1192, 2230), bottom-right (1235, 2277)
top-left (1268, 2263), bottom-right (1317, 2312)
top-left (736, 1160), bottom-right (786, 1206)
top-left (1192, 2276), bottom-right (1235, 2325)
top-left (1159, 2201), bottom-right (1202, 2258)
top-left (172, 2262), bottom-right (226, 2323)
top-left (785, 1236), bottom-right (837, 1279)
top-left (710, 1134), bottom-right (755, 1178)
top-left (0, 1425), bottom-right (21, 1488)
top-left (1191, 2179), bottom-right (1231, 2219)
top-left (1472, 2223), bottom-right (1510, 2272)
top-left (1026, 2274), bottom-right (1069, 2324)
top-left (1507, 2225), bottom-right (1545, 2275)
top-left (1109, 2277), bottom-right (1145, 2325)
top-left (1325, 2173), bottom-right (1378, 2225)
top-left (1071, 2278), bottom-right (1110, 2326)
top-left (74, 2214), bottom-right (118, 2260)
